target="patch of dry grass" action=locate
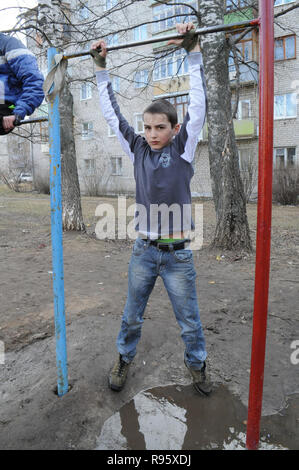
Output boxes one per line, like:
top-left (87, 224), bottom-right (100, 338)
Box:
top-left (1, 185), bottom-right (298, 239)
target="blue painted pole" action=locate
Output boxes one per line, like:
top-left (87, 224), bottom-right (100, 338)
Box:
top-left (47, 47), bottom-right (69, 397)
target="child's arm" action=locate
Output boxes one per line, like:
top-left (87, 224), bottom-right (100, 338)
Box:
top-left (168, 24), bottom-right (207, 163)
top-left (91, 40), bottom-right (142, 164)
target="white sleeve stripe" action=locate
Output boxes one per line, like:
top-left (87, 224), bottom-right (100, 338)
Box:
top-left (180, 59), bottom-right (206, 163)
top-left (98, 81), bottom-right (135, 163)
top-left (5, 48), bottom-right (34, 61)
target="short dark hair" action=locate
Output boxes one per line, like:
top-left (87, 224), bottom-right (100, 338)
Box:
top-left (143, 99), bottom-right (178, 128)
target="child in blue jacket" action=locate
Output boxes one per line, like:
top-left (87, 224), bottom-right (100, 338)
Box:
top-left (0, 33), bottom-right (44, 135)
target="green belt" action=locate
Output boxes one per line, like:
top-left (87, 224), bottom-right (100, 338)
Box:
top-left (157, 238), bottom-right (182, 243)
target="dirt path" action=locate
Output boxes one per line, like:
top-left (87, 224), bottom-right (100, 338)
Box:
top-left (0, 189), bottom-right (298, 449)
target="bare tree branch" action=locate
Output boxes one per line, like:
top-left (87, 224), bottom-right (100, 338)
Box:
top-left (274, 0), bottom-right (299, 18)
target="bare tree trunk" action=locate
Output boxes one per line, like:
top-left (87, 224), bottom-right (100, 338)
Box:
top-left (36, 0), bottom-right (85, 232)
top-left (200, 0), bottom-right (252, 252)
top-left (59, 83), bottom-right (85, 231)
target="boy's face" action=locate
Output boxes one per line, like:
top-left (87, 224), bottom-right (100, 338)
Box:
top-left (143, 113), bottom-right (180, 150)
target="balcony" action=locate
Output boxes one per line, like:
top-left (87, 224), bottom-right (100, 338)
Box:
top-left (200, 118), bottom-right (256, 141)
top-left (234, 119), bottom-right (255, 138)
top-left (224, 7), bottom-right (255, 24)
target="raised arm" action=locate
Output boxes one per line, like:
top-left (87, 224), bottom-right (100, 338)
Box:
top-left (91, 40), bottom-right (142, 163)
top-left (167, 23), bottom-right (207, 163)
top-left (173, 51), bottom-right (207, 163)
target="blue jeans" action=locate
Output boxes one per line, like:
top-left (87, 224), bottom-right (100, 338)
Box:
top-left (116, 237), bottom-right (207, 369)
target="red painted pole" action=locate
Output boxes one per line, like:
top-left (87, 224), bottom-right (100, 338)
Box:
top-left (246, 0), bottom-right (274, 450)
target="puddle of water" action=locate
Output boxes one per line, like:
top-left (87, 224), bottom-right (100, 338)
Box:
top-left (96, 385), bottom-right (299, 450)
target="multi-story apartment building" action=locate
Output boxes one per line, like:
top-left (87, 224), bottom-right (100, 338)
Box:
top-left (272, 0), bottom-right (298, 172)
top-left (6, 0), bottom-right (299, 199)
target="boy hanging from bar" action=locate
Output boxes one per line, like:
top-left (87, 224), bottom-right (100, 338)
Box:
top-left (0, 33), bottom-right (44, 135)
top-left (91, 22), bottom-right (211, 395)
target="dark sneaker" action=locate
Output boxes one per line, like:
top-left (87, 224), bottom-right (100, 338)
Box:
top-left (108, 355), bottom-right (131, 391)
top-left (184, 359), bottom-right (212, 396)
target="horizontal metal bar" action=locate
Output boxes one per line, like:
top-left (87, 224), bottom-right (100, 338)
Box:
top-left (63, 18), bottom-right (259, 60)
top-left (18, 117), bottom-right (48, 125)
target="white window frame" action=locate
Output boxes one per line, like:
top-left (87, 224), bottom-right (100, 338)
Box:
top-left (273, 147), bottom-right (297, 168)
top-left (240, 99), bottom-right (251, 119)
top-left (154, 50), bottom-right (188, 81)
top-left (105, 0), bottom-right (118, 11)
top-left (226, 0), bottom-right (248, 11)
top-left (82, 122), bottom-right (94, 140)
top-left (111, 76), bottom-right (120, 93)
top-left (238, 148), bottom-right (254, 171)
top-left (80, 82), bottom-right (92, 100)
top-left (152, 0), bottom-right (197, 34)
top-left (133, 24), bottom-right (147, 42)
top-left (79, 42), bottom-right (90, 61)
top-left (134, 69), bottom-right (149, 88)
top-left (84, 158), bottom-right (95, 174)
top-left (78, 2), bottom-right (90, 20)
top-left (110, 156), bottom-right (122, 175)
top-left (232, 99), bottom-right (251, 120)
top-left (274, 0), bottom-right (295, 6)
top-left (134, 113), bottom-right (144, 133)
top-left (107, 33), bottom-right (118, 46)
top-left (274, 93), bottom-right (297, 119)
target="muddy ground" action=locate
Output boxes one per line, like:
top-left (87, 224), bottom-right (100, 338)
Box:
top-left (0, 185), bottom-right (298, 450)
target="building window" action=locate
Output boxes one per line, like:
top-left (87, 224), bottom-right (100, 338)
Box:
top-left (154, 50), bottom-right (188, 81)
top-left (274, 0), bottom-right (295, 6)
top-left (82, 122), bottom-right (93, 139)
top-left (134, 114), bottom-right (144, 133)
top-left (40, 122), bottom-right (49, 143)
top-left (274, 35), bottom-right (296, 61)
top-left (167, 94), bottom-right (189, 124)
top-left (228, 53), bottom-right (237, 78)
top-left (111, 156), bottom-right (122, 175)
top-left (134, 69), bottom-right (149, 88)
top-left (240, 33), bottom-right (253, 62)
top-left (62, 23), bottom-right (72, 41)
top-left (226, 0), bottom-right (248, 11)
top-left (78, 2), bottom-right (90, 19)
top-left (274, 93), bottom-right (297, 119)
top-left (133, 24), bottom-right (147, 42)
top-left (237, 31), bottom-right (253, 62)
top-left (152, 0), bottom-right (197, 34)
top-left (274, 148), bottom-right (296, 169)
top-left (238, 148), bottom-right (253, 170)
top-left (84, 159), bottom-right (95, 174)
top-left (105, 0), bottom-right (118, 10)
top-left (229, 31), bottom-right (253, 72)
top-left (111, 76), bottom-right (120, 93)
top-left (80, 82), bottom-right (92, 100)
top-left (79, 42), bottom-right (90, 60)
top-left (107, 33), bottom-right (118, 46)
top-left (231, 99), bottom-right (251, 119)
top-left (61, 4), bottom-right (72, 40)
